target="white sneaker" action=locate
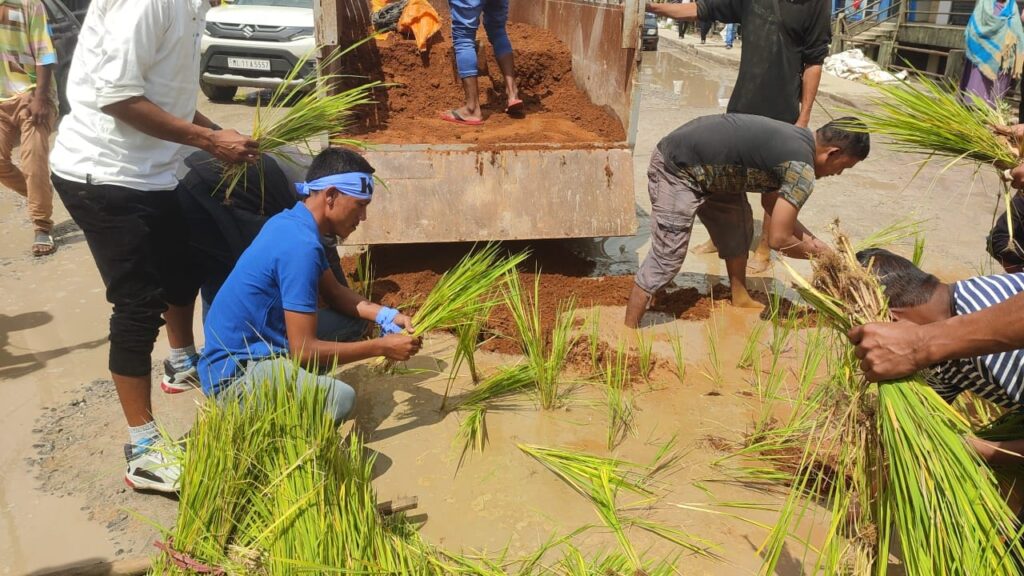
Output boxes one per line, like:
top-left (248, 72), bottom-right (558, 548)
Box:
top-left (161, 357), bottom-right (200, 394)
top-left (124, 442), bottom-right (181, 493)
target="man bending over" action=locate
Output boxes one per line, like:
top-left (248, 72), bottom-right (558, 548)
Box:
top-left (198, 148), bottom-right (421, 423)
top-left (859, 248), bottom-right (1024, 464)
top-left (625, 114), bottom-right (870, 328)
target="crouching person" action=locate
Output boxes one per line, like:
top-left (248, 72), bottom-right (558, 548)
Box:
top-left (858, 248), bottom-right (1024, 464)
top-left (625, 114), bottom-right (870, 328)
top-left (198, 148), bottom-right (421, 423)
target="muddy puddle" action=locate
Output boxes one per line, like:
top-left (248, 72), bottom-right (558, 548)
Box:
top-left (639, 51), bottom-right (733, 109)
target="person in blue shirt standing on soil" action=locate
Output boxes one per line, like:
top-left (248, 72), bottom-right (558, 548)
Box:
top-left (198, 147), bottom-right (422, 425)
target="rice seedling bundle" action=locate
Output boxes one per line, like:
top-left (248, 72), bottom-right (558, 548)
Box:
top-left (853, 75), bottom-right (1019, 171)
top-left (150, 365), bottom-right (453, 574)
top-left (222, 44), bottom-right (382, 195)
top-left (411, 243), bottom-right (528, 337)
top-left (504, 271), bottom-right (579, 410)
top-left (768, 224), bottom-right (1024, 575)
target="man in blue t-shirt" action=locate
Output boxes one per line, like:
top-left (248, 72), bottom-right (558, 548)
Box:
top-left (198, 148), bottom-right (422, 424)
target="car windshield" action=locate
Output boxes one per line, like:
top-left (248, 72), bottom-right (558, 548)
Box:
top-left (644, 14), bottom-right (657, 26)
top-left (233, 0), bottom-right (313, 7)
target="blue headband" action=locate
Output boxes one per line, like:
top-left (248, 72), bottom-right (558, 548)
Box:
top-left (294, 172), bottom-right (374, 199)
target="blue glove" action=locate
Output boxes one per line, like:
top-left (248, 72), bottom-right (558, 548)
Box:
top-left (375, 306), bottom-right (404, 336)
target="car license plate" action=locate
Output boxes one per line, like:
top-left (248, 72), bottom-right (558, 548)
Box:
top-left (227, 57), bottom-right (271, 71)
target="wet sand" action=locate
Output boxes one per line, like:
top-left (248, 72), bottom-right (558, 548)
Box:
top-left (0, 47), bottom-right (1008, 573)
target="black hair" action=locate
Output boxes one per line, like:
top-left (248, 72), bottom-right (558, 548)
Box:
top-left (987, 195), bottom-right (1024, 268)
top-left (816, 116), bottom-right (871, 160)
top-left (855, 248), bottom-right (941, 308)
top-left (305, 147), bottom-right (375, 183)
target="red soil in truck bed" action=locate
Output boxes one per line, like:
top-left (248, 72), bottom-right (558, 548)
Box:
top-left (357, 9), bottom-right (626, 145)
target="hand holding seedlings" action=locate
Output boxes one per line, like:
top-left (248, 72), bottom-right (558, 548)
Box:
top-left (847, 320), bottom-right (931, 382)
top-left (378, 334), bottom-right (422, 362)
top-left (205, 128), bottom-right (259, 164)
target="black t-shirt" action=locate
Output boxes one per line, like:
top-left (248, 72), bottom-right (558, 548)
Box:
top-left (698, 0), bottom-right (831, 123)
top-left (657, 114), bottom-right (817, 209)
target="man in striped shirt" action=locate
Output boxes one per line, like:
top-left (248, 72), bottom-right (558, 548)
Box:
top-left (858, 248), bottom-right (1024, 463)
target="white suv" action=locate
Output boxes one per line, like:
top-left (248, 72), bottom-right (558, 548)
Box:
top-left (200, 0), bottom-right (315, 101)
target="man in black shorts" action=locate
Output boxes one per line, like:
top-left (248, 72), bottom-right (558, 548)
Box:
top-left (625, 113), bottom-right (870, 328)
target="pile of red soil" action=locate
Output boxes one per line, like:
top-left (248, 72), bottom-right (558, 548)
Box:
top-left (360, 8), bottom-right (625, 145)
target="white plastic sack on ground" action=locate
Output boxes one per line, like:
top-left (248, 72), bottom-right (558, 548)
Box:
top-left (824, 48), bottom-right (908, 84)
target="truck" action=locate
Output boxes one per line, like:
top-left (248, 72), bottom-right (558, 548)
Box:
top-left (314, 0), bottom-right (644, 245)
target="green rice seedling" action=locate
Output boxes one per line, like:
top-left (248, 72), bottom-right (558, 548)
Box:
top-left (701, 311), bottom-right (723, 393)
top-left (588, 307), bottom-right (602, 374)
top-left (221, 43), bottom-right (381, 196)
top-left (442, 297), bottom-right (497, 409)
top-left (851, 75), bottom-right (1018, 171)
top-left (768, 225), bottom-right (1024, 576)
top-left (353, 248), bottom-right (375, 300)
top-left (411, 244), bottom-right (529, 337)
top-left (737, 321), bottom-right (765, 369)
top-left (634, 328), bottom-right (653, 382)
top-left (505, 271), bottom-right (579, 409)
top-left (912, 233), bottom-right (926, 266)
top-left (853, 217), bottom-right (924, 252)
top-left (954, 392), bottom-right (1005, 429)
top-left (519, 443), bottom-right (716, 563)
top-left (669, 327), bottom-right (686, 385)
top-left (454, 364), bottom-right (535, 460)
top-left (150, 360), bottom-right (462, 574)
top-left (605, 341), bottom-right (635, 450)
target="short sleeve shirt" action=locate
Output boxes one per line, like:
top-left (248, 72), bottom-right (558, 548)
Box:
top-left (698, 0), bottom-right (831, 123)
top-left (656, 113), bottom-right (817, 209)
top-left (198, 202), bottom-right (329, 394)
top-left (0, 0), bottom-right (56, 99)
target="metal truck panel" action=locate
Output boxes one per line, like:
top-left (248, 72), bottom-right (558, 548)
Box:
top-left (315, 0), bottom-right (641, 244)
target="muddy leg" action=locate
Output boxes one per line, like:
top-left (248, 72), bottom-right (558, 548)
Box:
top-left (625, 284), bottom-right (653, 328)
top-left (747, 219), bottom-right (771, 272)
top-left (726, 256), bottom-right (764, 310)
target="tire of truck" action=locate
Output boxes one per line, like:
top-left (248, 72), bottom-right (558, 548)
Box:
top-left (201, 81), bottom-right (238, 102)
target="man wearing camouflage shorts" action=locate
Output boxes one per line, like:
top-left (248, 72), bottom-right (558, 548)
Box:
top-left (625, 113), bottom-right (871, 328)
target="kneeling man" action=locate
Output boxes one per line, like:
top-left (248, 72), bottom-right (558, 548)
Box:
top-left (626, 114), bottom-right (870, 327)
top-left (199, 148), bottom-right (421, 423)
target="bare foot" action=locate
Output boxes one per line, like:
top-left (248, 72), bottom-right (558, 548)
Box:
top-left (732, 292), bottom-right (765, 310)
top-left (747, 254), bottom-right (771, 273)
top-left (691, 238), bottom-right (718, 255)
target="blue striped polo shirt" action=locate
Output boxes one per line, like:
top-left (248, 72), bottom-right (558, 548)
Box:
top-left (925, 273), bottom-right (1024, 408)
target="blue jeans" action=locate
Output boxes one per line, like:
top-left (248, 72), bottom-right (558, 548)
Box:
top-left (226, 357), bottom-right (356, 425)
top-left (213, 310), bottom-right (367, 425)
top-left (450, 0), bottom-right (512, 79)
top-left (724, 23), bottom-right (736, 47)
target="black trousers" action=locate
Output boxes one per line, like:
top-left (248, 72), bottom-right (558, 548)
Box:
top-left (53, 174), bottom-right (197, 377)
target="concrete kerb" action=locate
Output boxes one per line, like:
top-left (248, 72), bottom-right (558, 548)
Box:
top-left (656, 30), bottom-right (875, 113)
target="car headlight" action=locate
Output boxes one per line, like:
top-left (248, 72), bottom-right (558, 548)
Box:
top-left (290, 26), bottom-right (314, 40)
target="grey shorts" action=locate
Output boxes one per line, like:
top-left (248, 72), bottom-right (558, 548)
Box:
top-left (635, 147), bottom-right (754, 294)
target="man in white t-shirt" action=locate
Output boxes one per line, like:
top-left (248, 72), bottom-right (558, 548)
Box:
top-left (49, 0), bottom-right (257, 493)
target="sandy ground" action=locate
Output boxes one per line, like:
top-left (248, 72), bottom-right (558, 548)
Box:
top-left (0, 41), bottom-right (1007, 575)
